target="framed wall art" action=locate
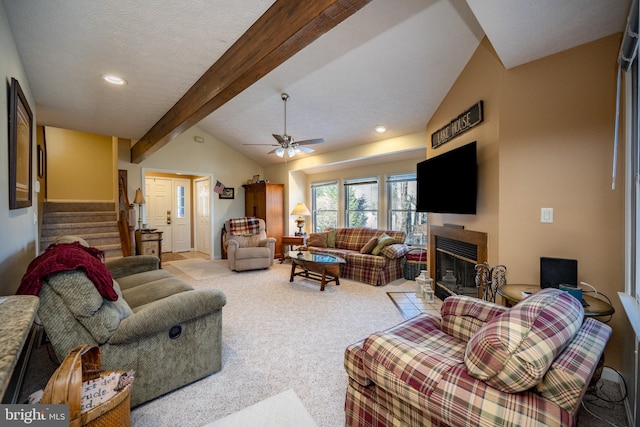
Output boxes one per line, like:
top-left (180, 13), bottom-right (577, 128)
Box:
top-left (219, 187), bottom-right (234, 199)
top-left (9, 78), bottom-right (33, 209)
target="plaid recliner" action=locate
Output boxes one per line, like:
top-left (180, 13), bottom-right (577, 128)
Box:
top-left (344, 289), bottom-right (612, 426)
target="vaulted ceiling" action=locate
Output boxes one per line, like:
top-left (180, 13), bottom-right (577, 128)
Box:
top-left (2, 0), bottom-right (631, 167)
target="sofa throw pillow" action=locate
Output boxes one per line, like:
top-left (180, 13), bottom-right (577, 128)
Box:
top-left (307, 232), bottom-right (328, 248)
top-left (360, 237), bottom-right (379, 254)
top-left (371, 233), bottom-right (396, 256)
top-left (464, 288), bottom-right (584, 393)
top-left (326, 229), bottom-right (337, 248)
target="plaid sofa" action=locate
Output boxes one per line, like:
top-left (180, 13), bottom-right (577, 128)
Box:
top-left (344, 289), bottom-right (612, 426)
top-left (306, 228), bottom-right (409, 286)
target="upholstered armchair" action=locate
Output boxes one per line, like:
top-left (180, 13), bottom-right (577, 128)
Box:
top-left (344, 289), bottom-right (611, 426)
top-left (224, 217), bottom-right (276, 271)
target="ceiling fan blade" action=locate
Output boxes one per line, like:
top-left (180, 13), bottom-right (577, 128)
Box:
top-left (296, 146), bottom-right (314, 153)
top-left (296, 138), bottom-right (324, 145)
top-left (267, 147), bottom-right (279, 154)
top-left (243, 143), bottom-right (280, 146)
top-left (272, 134), bottom-right (285, 143)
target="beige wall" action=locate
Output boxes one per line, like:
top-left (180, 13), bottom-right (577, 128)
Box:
top-left (118, 125), bottom-right (264, 258)
top-left (427, 35), bottom-right (625, 368)
top-left (0, 3), bottom-right (38, 295)
top-left (46, 127), bottom-right (116, 202)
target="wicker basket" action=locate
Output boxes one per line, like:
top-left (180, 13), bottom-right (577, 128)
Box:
top-left (403, 248), bottom-right (428, 280)
top-left (40, 344), bottom-right (132, 427)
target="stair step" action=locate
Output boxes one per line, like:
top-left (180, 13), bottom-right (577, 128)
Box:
top-left (41, 202), bottom-right (124, 258)
top-left (43, 211), bottom-right (117, 224)
top-left (44, 202), bottom-right (116, 213)
top-left (42, 221), bottom-right (118, 237)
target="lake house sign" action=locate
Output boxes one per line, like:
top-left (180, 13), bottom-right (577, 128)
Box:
top-left (431, 101), bottom-right (483, 148)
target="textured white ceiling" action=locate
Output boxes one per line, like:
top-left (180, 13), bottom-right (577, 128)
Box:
top-left (1, 0), bottom-right (631, 168)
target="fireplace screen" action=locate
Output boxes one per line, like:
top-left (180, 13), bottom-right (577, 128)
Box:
top-left (429, 225), bottom-right (488, 301)
top-left (435, 237), bottom-right (479, 298)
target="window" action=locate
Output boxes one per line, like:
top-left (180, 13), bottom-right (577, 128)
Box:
top-left (312, 182), bottom-right (338, 232)
top-left (176, 185), bottom-right (185, 218)
top-left (387, 174), bottom-right (427, 245)
top-left (345, 178), bottom-right (378, 228)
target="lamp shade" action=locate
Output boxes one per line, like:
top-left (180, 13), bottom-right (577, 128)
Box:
top-left (133, 188), bottom-right (145, 204)
top-left (275, 147), bottom-right (285, 157)
top-left (290, 203), bottom-right (311, 216)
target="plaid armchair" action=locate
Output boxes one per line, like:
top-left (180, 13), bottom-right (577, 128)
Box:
top-left (344, 289), bottom-right (611, 426)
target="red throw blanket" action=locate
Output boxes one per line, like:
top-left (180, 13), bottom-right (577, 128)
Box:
top-left (17, 242), bottom-right (117, 301)
top-left (229, 217), bottom-right (260, 235)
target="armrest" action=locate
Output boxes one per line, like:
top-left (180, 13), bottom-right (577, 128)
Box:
top-left (537, 318), bottom-right (612, 413)
top-left (106, 255), bottom-right (159, 279)
top-left (380, 243), bottom-right (409, 259)
top-left (108, 288), bottom-right (226, 344)
top-left (440, 295), bottom-right (508, 342)
top-left (362, 332), bottom-right (461, 403)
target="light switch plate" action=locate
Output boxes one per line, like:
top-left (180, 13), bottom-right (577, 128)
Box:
top-left (541, 207), bottom-right (554, 223)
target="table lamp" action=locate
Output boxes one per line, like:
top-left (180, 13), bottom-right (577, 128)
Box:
top-left (290, 203), bottom-right (311, 236)
top-left (133, 188), bottom-right (145, 230)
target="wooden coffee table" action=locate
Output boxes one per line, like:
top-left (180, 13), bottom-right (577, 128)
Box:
top-left (289, 251), bottom-right (346, 291)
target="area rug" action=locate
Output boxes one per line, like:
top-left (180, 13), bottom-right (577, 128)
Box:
top-left (168, 258), bottom-right (235, 280)
top-left (161, 252), bottom-right (186, 262)
top-left (202, 389), bottom-right (317, 427)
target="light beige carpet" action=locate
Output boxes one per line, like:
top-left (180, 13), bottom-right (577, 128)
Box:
top-left (202, 389), bottom-right (316, 427)
top-left (19, 260), bottom-right (628, 426)
top-left (168, 257), bottom-right (235, 280)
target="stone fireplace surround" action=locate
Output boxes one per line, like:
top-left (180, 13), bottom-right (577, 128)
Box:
top-left (428, 224), bottom-right (488, 300)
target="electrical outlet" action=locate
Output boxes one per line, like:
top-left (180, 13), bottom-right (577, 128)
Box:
top-left (541, 208), bottom-right (553, 223)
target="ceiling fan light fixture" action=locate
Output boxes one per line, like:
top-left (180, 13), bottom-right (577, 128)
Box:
top-left (275, 147), bottom-right (285, 157)
top-left (287, 146), bottom-right (296, 157)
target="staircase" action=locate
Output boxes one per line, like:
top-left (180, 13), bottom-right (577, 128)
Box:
top-left (41, 202), bottom-right (123, 259)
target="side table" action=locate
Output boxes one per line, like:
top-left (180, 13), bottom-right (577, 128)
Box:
top-left (136, 230), bottom-right (163, 267)
top-left (280, 235), bottom-right (307, 263)
top-left (497, 284), bottom-right (615, 318)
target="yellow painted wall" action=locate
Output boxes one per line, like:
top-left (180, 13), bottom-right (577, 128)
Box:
top-left (427, 35), bottom-right (625, 368)
top-left (46, 127), bottom-right (115, 202)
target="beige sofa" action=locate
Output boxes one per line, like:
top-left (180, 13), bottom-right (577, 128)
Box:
top-left (305, 228), bottom-right (409, 286)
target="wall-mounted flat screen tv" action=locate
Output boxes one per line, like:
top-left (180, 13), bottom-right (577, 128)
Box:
top-left (416, 141), bottom-right (477, 214)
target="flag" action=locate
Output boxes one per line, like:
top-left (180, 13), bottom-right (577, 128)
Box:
top-left (214, 180), bottom-right (225, 194)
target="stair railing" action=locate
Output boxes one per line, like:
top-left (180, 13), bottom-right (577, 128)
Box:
top-left (118, 176), bottom-right (135, 257)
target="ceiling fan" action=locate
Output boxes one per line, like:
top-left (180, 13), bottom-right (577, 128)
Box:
top-left (244, 93), bottom-right (324, 158)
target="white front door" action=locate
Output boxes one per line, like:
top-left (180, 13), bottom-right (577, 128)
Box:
top-left (145, 177), bottom-right (173, 253)
top-left (173, 178), bottom-right (191, 253)
top-left (195, 178), bottom-right (211, 255)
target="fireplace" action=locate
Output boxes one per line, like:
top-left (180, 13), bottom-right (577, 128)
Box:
top-left (428, 225), bottom-right (487, 300)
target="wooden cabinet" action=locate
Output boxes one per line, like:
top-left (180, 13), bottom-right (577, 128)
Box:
top-left (136, 230), bottom-right (163, 267)
top-left (243, 182), bottom-right (284, 259)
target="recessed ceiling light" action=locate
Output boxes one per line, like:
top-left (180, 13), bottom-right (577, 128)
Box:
top-left (101, 74), bottom-right (127, 85)
top-left (375, 124), bottom-right (387, 133)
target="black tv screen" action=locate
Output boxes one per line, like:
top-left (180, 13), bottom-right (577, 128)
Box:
top-left (416, 141), bottom-right (477, 214)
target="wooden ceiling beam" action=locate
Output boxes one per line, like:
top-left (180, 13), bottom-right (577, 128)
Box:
top-left (131, 0), bottom-right (372, 163)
